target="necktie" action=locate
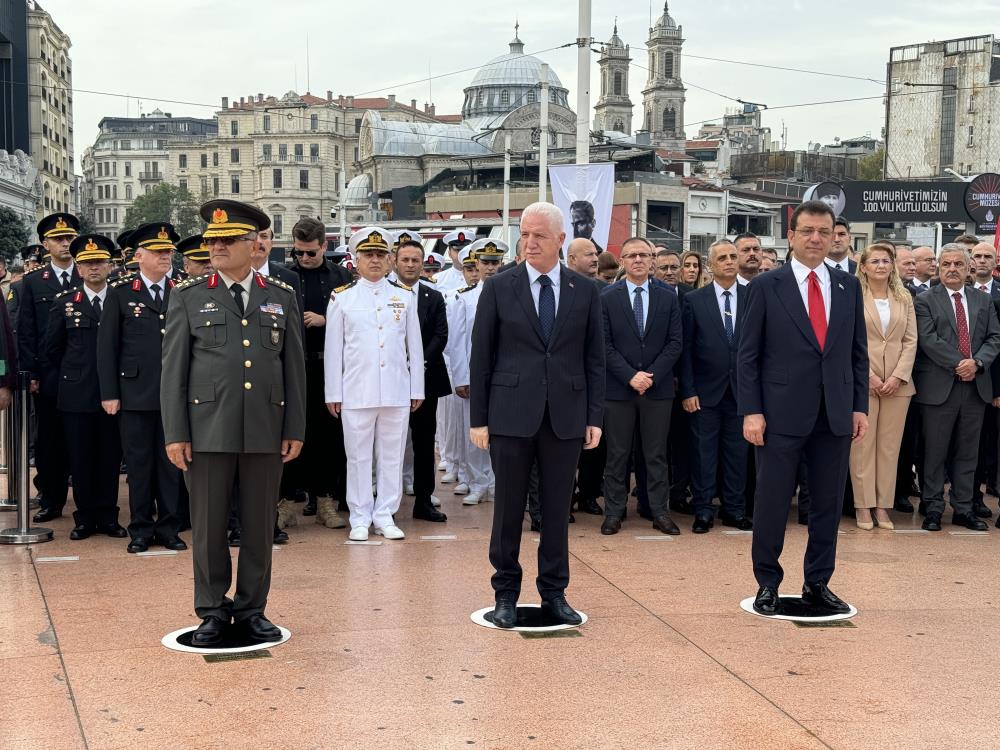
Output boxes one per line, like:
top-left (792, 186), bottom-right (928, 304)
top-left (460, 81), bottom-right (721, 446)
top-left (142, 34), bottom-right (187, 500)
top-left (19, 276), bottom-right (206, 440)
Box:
top-left (150, 283), bottom-right (162, 307)
top-left (92, 296), bottom-right (102, 317)
top-left (633, 287), bottom-right (645, 338)
top-left (953, 292), bottom-right (971, 358)
top-left (60, 271), bottom-right (70, 290)
top-left (232, 284), bottom-right (246, 316)
top-left (835, 262), bottom-right (842, 272)
top-left (537, 274), bottom-right (554, 344)
top-left (979, 285), bottom-right (989, 293)
top-left (723, 290), bottom-right (734, 342)
top-left (807, 271), bottom-right (827, 350)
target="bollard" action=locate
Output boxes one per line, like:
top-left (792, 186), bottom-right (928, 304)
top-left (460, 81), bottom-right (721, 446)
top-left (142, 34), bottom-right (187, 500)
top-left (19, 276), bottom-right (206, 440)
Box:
top-left (0, 372), bottom-right (52, 543)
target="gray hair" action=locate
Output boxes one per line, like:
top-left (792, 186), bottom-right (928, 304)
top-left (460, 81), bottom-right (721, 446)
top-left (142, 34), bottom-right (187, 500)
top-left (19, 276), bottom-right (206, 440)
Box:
top-left (708, 239), bottom-right (736, 262)
top-left (938, 243), bottom-right (971, 263)
top-left (521, 202), bottom-right (565, 235)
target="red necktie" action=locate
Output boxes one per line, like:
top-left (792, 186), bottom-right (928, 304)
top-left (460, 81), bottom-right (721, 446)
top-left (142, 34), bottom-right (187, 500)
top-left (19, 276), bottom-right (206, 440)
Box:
top-left (808, 271), bottom-right (827, 350)
top-left (953, 292), bottom-right (972, 358)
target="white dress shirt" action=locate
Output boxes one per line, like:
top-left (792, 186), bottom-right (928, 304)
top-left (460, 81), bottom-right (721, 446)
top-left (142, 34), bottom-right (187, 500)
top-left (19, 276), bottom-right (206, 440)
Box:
top-left (324, 276), bottom-right (424, 408)
top-left (713, 281), bottom-right (738, 325)
top-left (256, 260), bottom-right (271, 278)
top-left (83, 284), bottom-right (108, 308)
top-left (216, 269), bottom-right (254, 311)
top-left (913, 278), bottom-right (931, 293)
top-left (139, 272), bottom-right (171, 303)
top-left (946, 284), bottom-right (971, 339)
top-left (50, 261), bottom-right (75, 285)
top-left (624, 278), bottom-right (650, 325)
top-left (789, 257), bottom-right (831, 322)
top-left (824, 256), bottom-right (851, 273)
top-left (975, 278), bottom-right (994, 295)
top-left (736, 274), bottom-right (750, 286)
top-left (873, 297), bottom-right (891, 335)
top-left (525, 261), bottom-right (562, 315)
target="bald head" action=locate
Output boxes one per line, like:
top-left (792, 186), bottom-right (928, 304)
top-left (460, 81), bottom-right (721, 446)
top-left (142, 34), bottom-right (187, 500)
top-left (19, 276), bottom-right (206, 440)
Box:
top-left (566, 237), bottom-right (599, 278)
top-left (912, 246), bottom-right (936, 283)
top-left (894, 247), bottom-right (916, 283)
top-left (970, 242), bottom-right (998, 283)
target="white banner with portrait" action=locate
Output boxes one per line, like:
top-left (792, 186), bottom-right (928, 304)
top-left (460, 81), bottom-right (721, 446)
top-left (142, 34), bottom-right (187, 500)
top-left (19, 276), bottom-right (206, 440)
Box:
top-left (548, 162), bottom-right (615, 254)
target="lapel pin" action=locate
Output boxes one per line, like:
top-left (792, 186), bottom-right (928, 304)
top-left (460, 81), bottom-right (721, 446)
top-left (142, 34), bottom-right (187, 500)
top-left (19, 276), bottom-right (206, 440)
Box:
top-left (569, 282), bottom-right (574, 288)
top-left (838, 283), bottom-right (844, 289)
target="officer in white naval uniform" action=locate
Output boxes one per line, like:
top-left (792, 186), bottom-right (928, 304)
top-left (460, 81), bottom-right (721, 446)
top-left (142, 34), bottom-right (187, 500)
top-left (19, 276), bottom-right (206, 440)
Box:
top-left (324, 227), bottom-right (424, 540)
top-left (447, 238), bottom-right (508, 505)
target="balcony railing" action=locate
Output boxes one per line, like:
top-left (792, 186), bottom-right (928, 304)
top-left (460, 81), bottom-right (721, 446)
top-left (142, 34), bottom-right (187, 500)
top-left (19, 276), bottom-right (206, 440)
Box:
top-left (138, 172), bottom-right (162, 180)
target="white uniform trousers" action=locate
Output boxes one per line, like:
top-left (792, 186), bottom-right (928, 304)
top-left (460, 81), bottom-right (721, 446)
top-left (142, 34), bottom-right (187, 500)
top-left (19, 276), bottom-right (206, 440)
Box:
top-left (342, 406), bottom-right (410, 529)
top-left (459, 397), bottom-right (494, 495)
top-left (436, 397), bottom-right (454, 471)
top-left (444, 394), bottom-right (470, 484)
top-left (402, 428), bottom-right (414, 487)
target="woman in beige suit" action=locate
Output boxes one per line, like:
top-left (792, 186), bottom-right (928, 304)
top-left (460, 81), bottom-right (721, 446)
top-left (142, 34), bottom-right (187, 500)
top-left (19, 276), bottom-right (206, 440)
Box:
top-left (850, 244), bottom-right (918, 529)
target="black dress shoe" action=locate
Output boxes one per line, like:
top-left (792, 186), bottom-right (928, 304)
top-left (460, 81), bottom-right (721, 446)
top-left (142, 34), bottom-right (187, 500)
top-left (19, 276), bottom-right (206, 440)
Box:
top-left (160, 536), bottom-right (188, 551)
top-left (918, 500), bottom-right (928, 517)
top-left (922, 512), bottom-right (942, 531)
top-left (971, 501), bottom-right (993, 519)
top-left (192, 616), bottom-right (229, 647)
top-left (493, 599), bottom-right (517, 629)
top-left (652, 514), bottom-right (680, 535)
top-left (541, 595), bottom-right (583, 626)
top-left (529, 517), bottom-right (541, 532)
top-left (127, 538), bottom-right (150, 553)
top-left (670, 497), bottom-right (695, 515)
top-left (302, 495), bottom-right (317, 516)
top-left (797, 514), bottom-right (808, 525)
top-left (600, 516), bottom-right (622, 535)
top-left (236, 613), bottom-right (282, 642)
top-left (69, 525), bottom-right (92, 540)
top-left (719, 512), bottom-right (752, 530)
top-left (413, 502), bottom-right (447, 522)
top-left (568, 513), bottom-right (575, 523)
top-left (228, 528), bottom-right (241, 547)
top-left (99, 524), bottom-right (128, 538)
top-left (577, 496), bottom-right (603, 515)
top-left (692, 516), bottom-right (713, 534)
top-left (988, 486), bottom-right (999, 497)
top-left (752, 586), bottom-right (780, 615)
top-left (32, 508), bottom-right (62, 523)
top-left (893, 496), bottom-right (914, 513)
top-left (952, 513), bottom-right (988, 531)
top-left (273, 527), bottom-right (289, 544)
top-left (801, 582), bottom-right (850, 614)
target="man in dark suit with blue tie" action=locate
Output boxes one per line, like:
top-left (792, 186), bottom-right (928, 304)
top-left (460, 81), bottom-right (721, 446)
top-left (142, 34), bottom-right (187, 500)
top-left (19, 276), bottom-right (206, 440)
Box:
top-left (680, 240), bottom-right (752, 533)
top-left (739, 200), bottom-right (869, 616)
top-left (599, 237), bottom-right (682, 536)
top-left (470, 202), bottom-right (605, 628)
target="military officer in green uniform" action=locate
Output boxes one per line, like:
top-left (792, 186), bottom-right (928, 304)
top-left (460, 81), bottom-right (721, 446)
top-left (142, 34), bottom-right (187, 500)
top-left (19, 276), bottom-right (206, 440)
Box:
top-left (161, 199), bottom-right (306, 647)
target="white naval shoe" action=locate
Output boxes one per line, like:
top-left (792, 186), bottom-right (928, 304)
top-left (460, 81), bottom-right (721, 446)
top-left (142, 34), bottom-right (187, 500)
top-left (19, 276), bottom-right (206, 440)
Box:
top-left (462, 491), bottom-right (483, 506)
top-left (438, 460), bottom-right (449, 471)
top-left (453, 482), bottom-right (470, 495)
top-left (374, 525), bottom-right (405, 540)
top-left (404, 483), bottom-right (415, 496)
top-left (441, 472), bottom-right (457, 483)
top-left (430, 495), bottom-right (441, 507)
top-left (348, 526), bottom-right (369, 541)
top-left (484, 487), bottom-right (495, 502)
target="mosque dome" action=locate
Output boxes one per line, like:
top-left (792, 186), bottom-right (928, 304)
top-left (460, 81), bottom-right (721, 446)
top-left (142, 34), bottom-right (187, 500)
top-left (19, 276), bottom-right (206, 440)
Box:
top-left (654, 2), bottom-right (677, 30)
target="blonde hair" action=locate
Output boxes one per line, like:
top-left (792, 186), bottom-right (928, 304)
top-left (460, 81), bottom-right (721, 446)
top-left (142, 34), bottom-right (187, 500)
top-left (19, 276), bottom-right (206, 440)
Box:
top-left (680, 250), bottom-right (707, 289)
top-left (856, 243), bottom-right (910, 303)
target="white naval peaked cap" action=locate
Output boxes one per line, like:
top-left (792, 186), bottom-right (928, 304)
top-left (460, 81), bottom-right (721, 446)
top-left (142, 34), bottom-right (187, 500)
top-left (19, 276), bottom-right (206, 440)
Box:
top-left (442, 228), bottom-right (476, 246)
top-left (468, 237), bottom-right (509, 259)
top-left (458, 246), bottom-right (475, 266)
top-left (423, 251), bottom-right (445, 269)
top-left (393, 229), bottom-right (424, 247)
top-left (348, 226), bottom-right (392, 253)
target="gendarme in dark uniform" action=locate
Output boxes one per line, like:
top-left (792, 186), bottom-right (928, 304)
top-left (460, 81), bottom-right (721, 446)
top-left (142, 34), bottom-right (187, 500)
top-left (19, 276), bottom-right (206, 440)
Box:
top-left (44, 235), bottom-right (125, 540)
top-left (161, 199), bottom-right (306, 646)
top-left (20, 213), bottom-right (83, 522)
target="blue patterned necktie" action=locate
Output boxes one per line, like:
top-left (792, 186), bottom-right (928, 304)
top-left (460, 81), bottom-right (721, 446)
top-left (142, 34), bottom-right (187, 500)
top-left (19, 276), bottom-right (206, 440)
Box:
top-left (633, 286), bottom-right (645, 339)
top-left (723, 290), bottom-right (734, 342)
top-left (538, 274), bottom-right (554, 343)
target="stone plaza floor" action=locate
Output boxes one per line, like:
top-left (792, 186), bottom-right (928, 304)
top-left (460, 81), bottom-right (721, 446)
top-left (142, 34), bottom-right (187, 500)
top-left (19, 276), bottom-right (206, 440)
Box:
top-left (2, 485), bottom-right (998, 749)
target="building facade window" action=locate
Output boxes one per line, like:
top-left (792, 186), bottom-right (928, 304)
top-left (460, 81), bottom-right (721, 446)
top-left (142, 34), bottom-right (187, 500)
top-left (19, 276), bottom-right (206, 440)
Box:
top-left (662, 52), bottom-right (674, 78)
top-left (294, 144), bottom-right (303, 161)
top-left (179, 179), bottom-right (187, 192)
top-left (125, 184), bottom-right (133, 199)
top-left (310, 143), bottom-right (319, 161)
top-left (938, 68), bottom-right (957, 169)
top-left (500, 90), bottom-right (510, 106)
top-left (231, 175), bottom-right (240, 194)
top-left (614, 71), bottom-right (623, 96)
top-left (212, 152), bottom-right (219, 167)
top-left (212, 177), bottom-right (219, 196)
top-left (179, 154), bottom-right (187, 168)
top-left (299, 170), bottom-right (309, 189)
top-left (200, 153), bottom-right (208, 168)
top-left (354, 118), bottom-right (362, 133)
top-left (263, 114), bottom-right (271, 132)
top-left (263, 144), bottom-right (272, 161)
top-left (310, 114), bottom-right (318, 130)
top-left (230, 148), bottom-right (240, 164)
top-left (230, 120), bottom-right (238, 136)
top-left (273, 169), bottom-right (282, 188)
top-left (662, 108), bottom-right (676, 133)
top-left (273, 214), bottom-right (283, 235)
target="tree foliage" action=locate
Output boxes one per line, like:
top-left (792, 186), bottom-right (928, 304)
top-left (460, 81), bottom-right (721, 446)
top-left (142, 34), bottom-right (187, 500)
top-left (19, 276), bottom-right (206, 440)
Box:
top-left (123, 183), bottom-right (201, 238)
top-left (857, 147), bottom-right (885, 181)
top-left (0, 207), bottom-right (31, 264)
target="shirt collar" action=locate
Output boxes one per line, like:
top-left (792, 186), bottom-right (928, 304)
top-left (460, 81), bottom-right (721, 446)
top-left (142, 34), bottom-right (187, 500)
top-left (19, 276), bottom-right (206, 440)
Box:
top-left (976, 279), bottom-right (993, 293)
top-left (625, 277), bottom-right (649, 296)
top-left (139, 272), bottom-right (167, 291)
top-left (736, 274), bottom-right (750, 286)
top-left (257, 260), bottom-right (270, 278)
top-left (83, 285), bottom-right (107, 302)
top-left (945, 284), bottom-right (967, 301)
top-left (790, 257), bottom-right (829, 285)
top-left (824, 256), bottom-right (850, 271)
top-left (217, 269), bottom-right (255, 290)
top-left (525, 261), bottom-right (561, 288)
top-left (359, 275), bottom-right (387, 289)
top-left (713, 280), bottom-right (736, 298)
top-left (50, 261), bottom-right (74, 277)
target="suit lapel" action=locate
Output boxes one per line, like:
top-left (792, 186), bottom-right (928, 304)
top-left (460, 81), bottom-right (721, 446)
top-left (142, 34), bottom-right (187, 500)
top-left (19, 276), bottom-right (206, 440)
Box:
top-left (884, 295), bottom-right (903, 341)
top-left (863, 294), bottom-right (883, 340)
top-left (733, 283), bottom-right (746, 342)
top-left (823, 270), bottom-right (849, 353)
top-left (548, 269), bottom-right (577, 345)
top-left (967, 288), bottom-right (982, 340)
top-left (620, 284), bottom-right (640, 338)
top-left (644, 283), bottom-right (659, 337)
top-left (704, 287), bottom-right (729, 345)
top-left (774, 264), bottom-right (821, 353)
top-left (935, 284), bottom-right (959, 337)
top-left (513, 264), bottom-right (545, 345)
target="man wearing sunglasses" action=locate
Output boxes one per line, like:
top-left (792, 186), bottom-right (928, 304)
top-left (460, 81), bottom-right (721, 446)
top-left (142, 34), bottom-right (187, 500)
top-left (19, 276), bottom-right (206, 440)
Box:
top-left (286, 217), bottom-right (352, 526)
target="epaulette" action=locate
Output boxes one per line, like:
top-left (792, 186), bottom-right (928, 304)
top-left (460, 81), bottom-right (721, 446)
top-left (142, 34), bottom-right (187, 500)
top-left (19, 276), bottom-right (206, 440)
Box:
top-left (422, 276), bottom-right (437, 284)
top-left (174, 273), bottom-right (210, 291)
top-left (24, 266), bottom-right (43, 277)
top-left (265, 275), bottom-right (293, 292)
top-left (457, 283), bottom-right (479, 294)
top-left (333, 280), bottom-right (356, 294)
top-left (388, 279), bottom-right (412, 292)
top-left (55, 288), bottom-right (75, 300)
top-left (110, 272), bottom-right (137, 288)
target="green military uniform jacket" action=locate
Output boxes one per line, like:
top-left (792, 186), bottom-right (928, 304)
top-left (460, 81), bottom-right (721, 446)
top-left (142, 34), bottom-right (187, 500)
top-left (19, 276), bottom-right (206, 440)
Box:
top-left (160, 271), bottom-right (306, 453)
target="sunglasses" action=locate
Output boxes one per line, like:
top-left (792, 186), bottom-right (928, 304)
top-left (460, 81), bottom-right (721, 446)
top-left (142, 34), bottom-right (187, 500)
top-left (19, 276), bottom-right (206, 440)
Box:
top-left (292, 249), bottom-right (320, 258)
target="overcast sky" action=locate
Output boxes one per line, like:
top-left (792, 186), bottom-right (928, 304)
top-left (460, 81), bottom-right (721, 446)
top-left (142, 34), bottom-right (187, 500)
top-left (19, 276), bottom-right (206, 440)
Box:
top-left (40, 0), bottom-right (993, 167)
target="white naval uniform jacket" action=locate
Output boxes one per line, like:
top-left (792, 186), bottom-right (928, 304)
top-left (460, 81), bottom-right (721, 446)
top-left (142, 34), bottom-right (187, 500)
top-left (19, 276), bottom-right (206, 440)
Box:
top-left (445, 283), bottom-right (483, 389)
top-left (324, 276), bottom-right (425, 408)
top-left (434, 266), bottom-right (465, 296)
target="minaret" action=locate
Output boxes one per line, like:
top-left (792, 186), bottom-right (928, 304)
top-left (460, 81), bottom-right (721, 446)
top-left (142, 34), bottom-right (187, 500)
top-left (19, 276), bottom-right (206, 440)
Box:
top-left (641, 2), bottom-right (686, 150)
top-left (593, 20), bottom-right (633, 135)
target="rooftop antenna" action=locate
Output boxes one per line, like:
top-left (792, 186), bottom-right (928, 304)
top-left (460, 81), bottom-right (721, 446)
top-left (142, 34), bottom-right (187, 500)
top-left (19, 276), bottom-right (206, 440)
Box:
top-left (428, 60), bottom-right (433, 107)
top-left (306, 34), bottom-right (311, 93)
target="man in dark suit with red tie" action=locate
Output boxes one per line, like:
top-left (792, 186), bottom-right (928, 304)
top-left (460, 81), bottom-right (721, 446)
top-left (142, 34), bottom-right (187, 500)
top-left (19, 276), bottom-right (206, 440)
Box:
top-left (470, 202), bottom-right (605, 628)
top-left (738, 200), bottom-right (869, 616)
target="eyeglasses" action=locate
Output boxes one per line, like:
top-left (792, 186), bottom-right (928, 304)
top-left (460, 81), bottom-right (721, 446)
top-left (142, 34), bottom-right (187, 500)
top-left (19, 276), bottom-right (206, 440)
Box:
top-left (292, 249), bottom-right (320, 257)
top-left (794, 229), bottom-right (833, 238)
top-left (211, 236), bottom-right (253, 247)
top-left (622, 252), bottom-right (652, 260)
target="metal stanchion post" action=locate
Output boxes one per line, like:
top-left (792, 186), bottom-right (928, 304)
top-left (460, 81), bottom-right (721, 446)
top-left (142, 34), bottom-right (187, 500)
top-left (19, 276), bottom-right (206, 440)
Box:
top-left (0, 405), bottom-right (13, 512)
top-left (0, 372), bottom-right (52, 543)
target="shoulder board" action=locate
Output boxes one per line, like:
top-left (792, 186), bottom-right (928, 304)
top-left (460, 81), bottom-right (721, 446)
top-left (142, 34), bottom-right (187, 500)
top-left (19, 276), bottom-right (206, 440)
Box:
top-left (458, 283), bottom-right (479, 294)
top-left (110, 272), bottom-right (137, 288)
top-left (55, 288), bottom-right (74, 300)
top-left (264, 275), bottom-right (293, 292)
top-left (388, 279), bottom-right (412, 292)
top-left (423, 276), bottom-right (437, 284)
top-left (24, 266), bottom-right (43, 277)
top-left (174, 273), bottom-right (210, 291)
top-left (333, 280), bottom-right (357, 294)
top-left (6, 290), bottom-right (13, 302)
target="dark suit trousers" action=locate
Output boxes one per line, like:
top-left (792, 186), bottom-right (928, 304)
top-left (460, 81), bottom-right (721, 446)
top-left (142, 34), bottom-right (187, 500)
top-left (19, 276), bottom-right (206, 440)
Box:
top-left (34, 392), bottom-right (69, 513)
top-left (280, 359), bottom-right (344, 499)
top-left (121, 410), bottom-right (182, 541)
top-left (921, 382), bottom-right (985, 516)
top-left (894, 400), bottom-right (923, 499)
top-left (187, 451), bottom-right (283, 621)
top-left (409, 395), bottom-right (439, 502)
top-left (668, 399), bottom-right (692, 500)
top-left (603, 397), bottom-right (672, 519)
top-left (691, 389), bottom-right (747, 518)
top-left (62, 411), bottom-right (122, 528)
top-left (575, 431), bottom-right (606, 501)
top-left (489, 409), bottom-right (582, 601)
top-left (751, 399), bottom-right (851, 589)
top-left (973, 404), bottom-right (999, 501)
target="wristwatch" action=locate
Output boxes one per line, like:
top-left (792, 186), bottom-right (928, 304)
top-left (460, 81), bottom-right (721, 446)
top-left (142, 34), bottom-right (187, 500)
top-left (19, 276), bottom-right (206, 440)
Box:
top-left (975, 358), bottom-right (984, 371)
